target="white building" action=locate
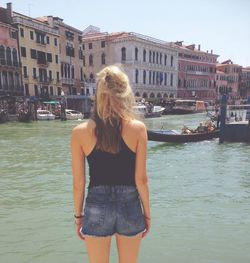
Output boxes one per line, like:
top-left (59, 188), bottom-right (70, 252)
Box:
top-left (82, 26), bottom-right (178, 99)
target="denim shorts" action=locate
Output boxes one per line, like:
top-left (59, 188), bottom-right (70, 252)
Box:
top-left (80, 185), bottom-right (146, 237)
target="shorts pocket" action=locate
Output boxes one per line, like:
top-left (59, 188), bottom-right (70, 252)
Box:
top-left (84, 202), bottom-right (106, 228)
top-left (124, 198), bottom-right (143, 224)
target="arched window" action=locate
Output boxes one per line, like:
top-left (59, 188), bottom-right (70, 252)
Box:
top-left (12, 48), bottom-right (18, 66)
top-left (64, 64), bottom-right (67, 78)
top-left (143, 49), bottom-right (146, 62)
top-left (170, 73), bottom-right (173, 86)
top-left (170, 93), bottom-right (174, 98)
top-left (171, 55), bottom-right (174, 67)
top-left (149, 71), bottom-right (151, 84)
top-left (135, 92), bottom-right (140, 97)
top-left (163, 93), bottom-right (168, 98)
top-left (153, 52), bottom-right (155, 63)
top-left (6, 47), bottom-right (12, 66)
top-left (143, 70), bottom-right (146, 84)
top-left (153, 71), bottom-right (155, 84)
top-left (157, 93), bottom-right (162, 98)
top-left (0, 45), bottom-right (5, 65)
top-left (142, 92), bottom-right (148, 98)
top-left (160, 53), bottom-right (162, 64)
top-left (135, 47), bottom-right (138, 61)
top-left (71, 66), bottom-right (74, 79)
top-left (156, 52), bottom-right (159, 64)
top-left (89, 54), bottom-right (93, 66)
top-left (150, 92), bottom-right (155, 98)
top-left (164, 73), bottom-right (167, 86)
top-left (149, 51), bottom-right (152, 63)
top-left (67, 64), bottom-right (70, 78)
top-left (135, 69), bottom-right (139, 84)
top-left (121, 47), bottom-right (126, 61)
top-left (101, 53), bottom-right (106, 65)
top-left (164, 54), bottom-right (167, 66)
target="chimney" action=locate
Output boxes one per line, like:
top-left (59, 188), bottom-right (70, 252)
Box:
top-left (198, 44), bottom-right (200, 51)
top-left (6, 2), bottom-right (12, 22)
top-left (211, 50), bottom-right (213, 54)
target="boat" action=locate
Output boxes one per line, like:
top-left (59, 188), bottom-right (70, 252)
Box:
top-left (37, 109), bottom-right (55, 120)
top-left (65, 109), bottom-right (83, 120)
top-left (133, 105), bottom-right (165, 118)
top-left (147, 129), bottom-right (219, 143)
top-left (171, 100), bottom-right (207, 114)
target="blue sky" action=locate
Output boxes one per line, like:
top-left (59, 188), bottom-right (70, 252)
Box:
top-left (3, 0), bottom-right (250, 66)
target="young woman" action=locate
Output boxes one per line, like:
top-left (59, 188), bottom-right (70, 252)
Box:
top-left (71, 65), bottom-right (150, 263)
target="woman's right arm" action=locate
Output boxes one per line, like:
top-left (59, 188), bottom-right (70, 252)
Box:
top-left (134, 122), bottom-right (151, 237)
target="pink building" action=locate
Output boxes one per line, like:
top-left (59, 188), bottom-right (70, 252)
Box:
top-left (240, 67), bottom-right (250, 98)
top-left (172, 42), bottom-right (219, 101)
top-left (216, 60), bottom-right (242, 100)
top-left (0, 3), bottom-right (22, 97)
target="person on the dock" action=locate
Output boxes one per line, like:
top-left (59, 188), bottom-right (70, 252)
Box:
top-left (71, 65), bottom-right (150, 263)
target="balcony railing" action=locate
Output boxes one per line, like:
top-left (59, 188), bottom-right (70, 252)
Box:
top-left (61, 78), bottom-right (75, 85)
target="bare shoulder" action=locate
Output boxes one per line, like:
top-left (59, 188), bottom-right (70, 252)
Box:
top-left (125, 119), bottom-right (147, 139)
top-left (71, 119), bottom-right (96, 138)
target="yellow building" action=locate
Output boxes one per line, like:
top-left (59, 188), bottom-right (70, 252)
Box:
top-left (12, 12), bottom-right (61, 98)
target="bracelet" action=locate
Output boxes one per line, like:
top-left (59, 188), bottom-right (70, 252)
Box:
top-left (74, 214), bottom-right (83, 219)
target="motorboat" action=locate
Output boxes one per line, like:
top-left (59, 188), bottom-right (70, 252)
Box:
top-left (147, 129), bottom-right (219, 143)
top-left (171, 100), bottom-right (207, 114)
top-left (133, 105), bottom-right (165, 118)
top-left (37, 109), bottom-right (55, 120)
top-left (65, 109), bottom-right (83, 120)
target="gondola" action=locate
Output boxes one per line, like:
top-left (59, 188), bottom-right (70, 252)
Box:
top-left (147, 129), bottom-right (220, 143)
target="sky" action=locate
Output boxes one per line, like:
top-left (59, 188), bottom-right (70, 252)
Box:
top-left (2, 0), bottom-right (250, 67)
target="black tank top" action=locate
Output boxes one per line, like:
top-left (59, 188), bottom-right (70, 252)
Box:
top-left (86, 136), bottom-right (136, 188)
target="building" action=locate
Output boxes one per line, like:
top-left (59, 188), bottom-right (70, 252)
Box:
top-left (240, 67), bottom-right (250, 99)
top-left (12, 11), bottom-right (61, 98)
top-left (82, 26), bottom-right (178, 99)
top-left (216, 60), bottom-right (242, 100)
top-left (172, 42), bottom-right (219, 101)
top-left (0, 3), bottom-right (22, 97)
top-left (42, 16), bottom-right (85, 96)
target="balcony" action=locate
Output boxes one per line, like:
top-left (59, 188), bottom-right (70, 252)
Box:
top-left (186, 70), bottom-right (210, 76)
top-left (62, 78), bottom-right (75, 85)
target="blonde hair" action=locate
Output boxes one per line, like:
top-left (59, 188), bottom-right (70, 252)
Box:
top-left (92, 65), bottom-right (136, 153)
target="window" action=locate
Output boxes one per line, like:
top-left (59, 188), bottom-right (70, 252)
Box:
top-left (149, 51), bottom-right (152, 63)
top-left (89, 43), bottom-right (92, 49)
top-left (135, 69), bottom-right (139, 84)
top-left (20, 28), bottom-right (24, 37)
top-left (89, 54), bottom-right (93, 66)
top-left (143, 70), bottom-right (146, 84)
top-left (149, 71), bottom-right (151, 84)
top-left (101, 41), bottom-right (105, 48)
top-left (66, 46), bottom-right (75, 57)
top-left (170, 73), bottom-right (173, 86)
top-left (12, 49), bottom-right (18, 66)
top-left (49, 70), bottom-right (52, 81)
top-left (34, 85), bottom-right (38, 96)
top-left (6, 47), bottom-right (12, 66)
top-left (46, 36), bottom-right (50, 44)
top-left (101, 53), bottom-right (105, 65)
top-left (23, 66), bottom-right (28, 78)
top-left (82, 44), bottom-right (85, 50)
top-left (30, 49), bottom-right (37, 59)
top-left (135, 47), bottom-right (138, 61)
top-left (30, 31), bottom-right (34, 40)
top-left (33, 68), bottom-right (37, 79)
top-left (83, 55), bottom-right (85, 66)
top-left (54, 38), bottom-right (57, 46)
top-left (153, 52), bottom-right (155, 63)
top-left (156, 52), bottom-right (159, 64)
top-left (25, 84), bottom-right (29, 95)
top-left (121, 47), bottom-right (126, 61)
top-left (55, 55), bottom-right (58, 64)
top-left (164, 73), bottom-right (167, 86)
top-left (47, 53), bottom-right (52, 63)
top-left (57, 87), bottom-right (61, 96)
top-left (80, 68), bottom-right (83, 81)
top-left (79, 48), bottom-right (83, 59)
top-left (143, 49), bottom-right (146, 62)
top-left (71, 66), bottom-right (75, 79)
top-left (1, 46), bottom-right (6, 65)
top-left (160, 53), bottom-right (162, 64)
top-left (171, 56), bottom-right (174, 67)
top-left (50, 86), bottom-right (53, 95)
top-left (56, 72), bottom-right (59, 82)
top-left (21, 47), bottom-right (26, 57)
top-left (164, 54), bottom-right (167, 66)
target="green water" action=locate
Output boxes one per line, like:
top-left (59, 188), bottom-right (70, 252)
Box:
top-left (1, 114), bottom-right (250, 263)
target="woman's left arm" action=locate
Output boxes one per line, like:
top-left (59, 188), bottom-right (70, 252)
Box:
top-left (71, 127), bottom-right (85, 234)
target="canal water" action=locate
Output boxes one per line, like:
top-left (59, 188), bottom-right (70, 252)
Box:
top-left (1, 114), bottom-right (250, 263)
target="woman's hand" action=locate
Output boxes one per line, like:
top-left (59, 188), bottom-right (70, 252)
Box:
top-left (142, 216), bottom-right (151, 238)
top-left (75, 218), bottom-right (85, 240)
